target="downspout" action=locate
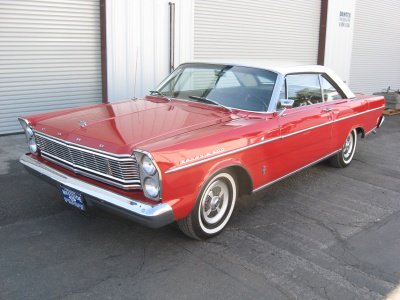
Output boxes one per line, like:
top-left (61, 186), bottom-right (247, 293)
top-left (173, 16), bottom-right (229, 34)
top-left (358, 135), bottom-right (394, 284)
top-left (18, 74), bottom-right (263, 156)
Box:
top-left (169, 2), bottom-right (175, 73)
top-left (317, 0), bottom-right (328, 66)
top-left (100, 0), bottom-right (108, 103)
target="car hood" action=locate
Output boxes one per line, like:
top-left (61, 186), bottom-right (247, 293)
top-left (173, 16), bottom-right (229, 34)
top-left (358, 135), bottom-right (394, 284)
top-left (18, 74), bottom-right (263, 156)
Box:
top-left (30, 97), bottom-right (235, 154)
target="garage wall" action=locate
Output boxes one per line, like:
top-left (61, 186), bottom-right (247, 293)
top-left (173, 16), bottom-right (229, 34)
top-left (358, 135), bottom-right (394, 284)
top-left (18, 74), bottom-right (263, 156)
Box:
top-left (106, 0), bottom-right (193, 101)
top-left (0, 0), bottom-right (103, 135)
top-left (194, 0), bottom-right (321, 64)
top-left (349, 0), bottom-right (400, 94)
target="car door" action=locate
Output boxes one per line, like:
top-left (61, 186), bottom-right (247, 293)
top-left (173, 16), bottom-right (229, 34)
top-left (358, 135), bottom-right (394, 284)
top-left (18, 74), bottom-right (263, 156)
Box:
top-left (275, 73), bottom-right (334, 176)
top-left (319, 74), bottom-right (368, 151)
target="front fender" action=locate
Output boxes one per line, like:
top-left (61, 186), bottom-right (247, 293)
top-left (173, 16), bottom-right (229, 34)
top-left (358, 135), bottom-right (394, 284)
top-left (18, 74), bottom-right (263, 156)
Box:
top-left (161, 157), bottom-right (253, 220)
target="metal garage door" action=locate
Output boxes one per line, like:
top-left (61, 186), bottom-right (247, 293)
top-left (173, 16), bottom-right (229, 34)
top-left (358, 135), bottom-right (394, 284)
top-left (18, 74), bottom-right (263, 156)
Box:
top-left (349, 0), bottom-right (400, 94)
top-left (0, 0), bottom-right (102, 135)
top-left (194, 0), bottom-right (321, 64)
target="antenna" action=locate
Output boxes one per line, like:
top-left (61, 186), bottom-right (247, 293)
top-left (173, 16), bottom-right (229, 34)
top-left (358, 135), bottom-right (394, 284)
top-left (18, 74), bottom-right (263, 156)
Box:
top-left (132, 46), bottom-right (139, 100)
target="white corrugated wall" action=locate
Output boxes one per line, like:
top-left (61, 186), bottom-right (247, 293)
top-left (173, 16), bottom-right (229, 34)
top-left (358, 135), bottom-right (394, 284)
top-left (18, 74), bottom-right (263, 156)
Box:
top-left (349, 0), bottom-right (400, 94)
top-left (106, 0), bottom-right (193, 101)
top-left (194, 0), bottom-right (321, 64)
top-left (0, 0), bottom-right (102, 134)
top-left (323, 0), bottom-right (356, 84)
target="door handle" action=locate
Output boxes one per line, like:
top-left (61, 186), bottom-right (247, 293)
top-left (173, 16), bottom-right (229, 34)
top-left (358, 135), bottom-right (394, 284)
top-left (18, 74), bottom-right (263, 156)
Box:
top-left (323, 107), bottom-right (332, 112)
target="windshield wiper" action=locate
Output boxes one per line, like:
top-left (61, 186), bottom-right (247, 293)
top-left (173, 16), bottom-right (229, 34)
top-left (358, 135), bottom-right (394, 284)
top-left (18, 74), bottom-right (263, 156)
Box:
top-left (188, 95), bottom-right (232, 112)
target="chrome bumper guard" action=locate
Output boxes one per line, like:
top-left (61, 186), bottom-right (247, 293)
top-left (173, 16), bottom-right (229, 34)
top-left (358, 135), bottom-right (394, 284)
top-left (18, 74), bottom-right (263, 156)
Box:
top-left (20, 154), bottom-right (174, 228)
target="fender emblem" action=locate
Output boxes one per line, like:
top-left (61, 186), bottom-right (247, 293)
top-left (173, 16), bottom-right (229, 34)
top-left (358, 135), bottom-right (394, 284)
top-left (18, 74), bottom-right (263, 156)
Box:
top-left (79, 120), bottom-right (87, 128)
top-left (180, 148), bottom-right (225, 165)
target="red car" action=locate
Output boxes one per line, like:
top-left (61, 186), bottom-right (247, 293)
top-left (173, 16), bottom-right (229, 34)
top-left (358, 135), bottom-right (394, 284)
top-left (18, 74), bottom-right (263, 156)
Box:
top-left (19, 62), bottom-right (385, 239)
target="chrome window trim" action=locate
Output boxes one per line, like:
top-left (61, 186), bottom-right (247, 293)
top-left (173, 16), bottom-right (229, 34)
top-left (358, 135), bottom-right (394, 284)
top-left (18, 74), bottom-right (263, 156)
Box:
top-left (319, 74), bottom-right (325, 101)
top-left (164, 105), bottom-right (384, 174)
top-left (155, 63), bottom-right (280, 114)
top-left (267, 73), bottom-right (285, 113)
top-left (270, 72), bottom-right (349, 113)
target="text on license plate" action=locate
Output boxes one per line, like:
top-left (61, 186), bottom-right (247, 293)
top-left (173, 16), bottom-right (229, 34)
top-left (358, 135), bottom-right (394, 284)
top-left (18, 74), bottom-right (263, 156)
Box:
top-left (60, 186), bottom-right (85, 211)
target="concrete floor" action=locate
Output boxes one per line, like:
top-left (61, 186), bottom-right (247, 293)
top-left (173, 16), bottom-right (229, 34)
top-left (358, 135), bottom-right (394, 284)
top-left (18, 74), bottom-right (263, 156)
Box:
top-left (0, 115), bottom-right (399, 300)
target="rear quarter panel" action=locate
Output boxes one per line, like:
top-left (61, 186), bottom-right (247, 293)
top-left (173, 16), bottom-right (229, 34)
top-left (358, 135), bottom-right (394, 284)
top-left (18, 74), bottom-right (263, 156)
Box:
top-left (331, 96), bottom-right (385, 150)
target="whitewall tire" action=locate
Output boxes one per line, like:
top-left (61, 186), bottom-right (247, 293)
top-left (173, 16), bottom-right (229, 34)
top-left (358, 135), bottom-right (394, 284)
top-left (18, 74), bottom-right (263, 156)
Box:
top-left (178, 171), bottom-right (237, 240)
top-left (330, 129), bottom-right (357, 168)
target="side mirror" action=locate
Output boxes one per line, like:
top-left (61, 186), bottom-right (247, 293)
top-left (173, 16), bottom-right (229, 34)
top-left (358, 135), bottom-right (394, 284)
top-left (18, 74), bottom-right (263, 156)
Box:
top-left (278, 99), bottom-right (294, 117)
top-left (280, 99), bottom-right (294, 108)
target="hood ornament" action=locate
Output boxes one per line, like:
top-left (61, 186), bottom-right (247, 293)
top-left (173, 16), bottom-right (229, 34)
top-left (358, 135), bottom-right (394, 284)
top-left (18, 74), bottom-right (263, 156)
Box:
top-left (79, 120), bottom-right (87, 128)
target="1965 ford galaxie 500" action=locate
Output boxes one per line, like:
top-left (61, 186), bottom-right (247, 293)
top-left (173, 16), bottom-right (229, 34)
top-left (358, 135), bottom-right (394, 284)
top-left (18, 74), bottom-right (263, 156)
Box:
top-left (19, 62), bottom-right (385, 239)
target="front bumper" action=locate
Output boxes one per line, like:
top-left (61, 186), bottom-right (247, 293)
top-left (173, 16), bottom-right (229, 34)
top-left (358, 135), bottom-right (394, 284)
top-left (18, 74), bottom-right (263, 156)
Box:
top-left (20, 154), bottom-right (174, 228)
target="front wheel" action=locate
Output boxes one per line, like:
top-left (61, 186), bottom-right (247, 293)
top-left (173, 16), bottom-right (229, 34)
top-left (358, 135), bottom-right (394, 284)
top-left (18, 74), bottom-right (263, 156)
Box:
top-left (178, 171), bottom-right (237, 240)
top-left (329, 129), bottom-right (357, 168)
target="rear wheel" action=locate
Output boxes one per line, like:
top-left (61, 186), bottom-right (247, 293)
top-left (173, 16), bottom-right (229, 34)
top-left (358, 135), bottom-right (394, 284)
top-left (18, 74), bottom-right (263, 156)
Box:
top-left (178, 171), bottom-right (237, 240)
top-left (330, 129), bottom-right (357, 168)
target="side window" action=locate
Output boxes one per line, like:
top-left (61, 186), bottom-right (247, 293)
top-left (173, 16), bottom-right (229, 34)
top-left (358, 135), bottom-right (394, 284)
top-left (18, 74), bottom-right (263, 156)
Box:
top-left (320, 76), bottom-right (344, 101)
top-left (276, 80), bottom-right (287, 110)
top-left (286, 74), bottom-right (323, 107)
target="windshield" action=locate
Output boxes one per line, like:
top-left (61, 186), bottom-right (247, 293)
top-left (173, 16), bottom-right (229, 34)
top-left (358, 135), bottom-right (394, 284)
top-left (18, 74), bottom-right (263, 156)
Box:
top-left (156, 63), bottom-right (278, 112)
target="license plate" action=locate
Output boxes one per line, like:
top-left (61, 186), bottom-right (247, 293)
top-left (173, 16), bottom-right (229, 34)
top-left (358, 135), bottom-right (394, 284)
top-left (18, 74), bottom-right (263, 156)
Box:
top-left (60, 186), bottom-right (85, 211)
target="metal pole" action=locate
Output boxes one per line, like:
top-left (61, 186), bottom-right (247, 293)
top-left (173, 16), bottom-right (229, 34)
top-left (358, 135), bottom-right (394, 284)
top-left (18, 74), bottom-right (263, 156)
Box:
top-left (169, 2), bottom-right (175, 73)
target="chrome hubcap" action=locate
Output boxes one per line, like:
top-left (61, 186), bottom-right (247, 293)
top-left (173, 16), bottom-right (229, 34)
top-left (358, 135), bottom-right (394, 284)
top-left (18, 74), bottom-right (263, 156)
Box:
top-left (343, 133), bottom-right (354, 161)
top-left (201, 179), bottom-right (229, 225)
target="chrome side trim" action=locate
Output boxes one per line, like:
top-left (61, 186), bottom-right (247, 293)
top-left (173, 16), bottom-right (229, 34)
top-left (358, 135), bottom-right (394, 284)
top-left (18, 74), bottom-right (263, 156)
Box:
top-left (20, 154), bottom-right (174, 228)
top-left (165, 106), bottom-right (384, 174)
top-left (165, 135), bottom-right (282, 174)
top-left (335, 106), bottom-right (383, 122)
top-left (253, 149), bottom-right (341, 193)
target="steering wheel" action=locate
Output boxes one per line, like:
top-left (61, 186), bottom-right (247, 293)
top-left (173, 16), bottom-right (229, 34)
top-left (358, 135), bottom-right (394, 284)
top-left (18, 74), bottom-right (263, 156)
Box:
top-left (245, 94), bottom-right (269, 111)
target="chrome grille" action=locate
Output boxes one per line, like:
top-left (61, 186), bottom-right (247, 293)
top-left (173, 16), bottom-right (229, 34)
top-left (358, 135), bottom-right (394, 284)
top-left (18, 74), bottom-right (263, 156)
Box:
top-left (35, 133), bottom-right (141, 189)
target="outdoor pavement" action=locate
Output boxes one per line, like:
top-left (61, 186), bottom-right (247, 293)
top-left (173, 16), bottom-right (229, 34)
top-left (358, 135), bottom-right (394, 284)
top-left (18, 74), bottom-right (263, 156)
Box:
top-left (0, 115), bottom-right (399, 300)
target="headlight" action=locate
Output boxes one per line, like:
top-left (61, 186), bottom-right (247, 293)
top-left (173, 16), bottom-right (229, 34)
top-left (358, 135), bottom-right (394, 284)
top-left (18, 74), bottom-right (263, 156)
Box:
top-left (142, 156), bottom-right (156, 175)
top-left (28, 138), bottom-right (38, 153)
top-left (18, 118), bottom-right (38, 154)
top-left (143, 177), bottom-right (160, 198)
top-left (25, 126), bottom-right (34, 138)
top-left (134, 150), bottom-right (162, 201)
